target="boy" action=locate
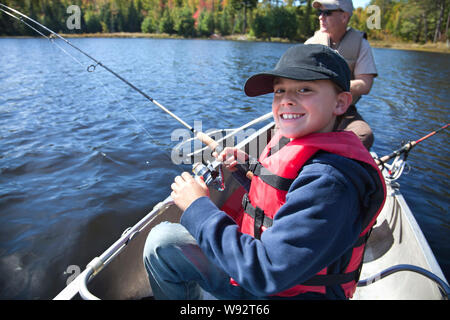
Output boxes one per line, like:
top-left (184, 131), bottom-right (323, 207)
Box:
top-left (143, 44), bottom-right (386, 300)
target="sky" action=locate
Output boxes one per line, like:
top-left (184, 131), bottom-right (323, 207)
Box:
top-left (352, 0), bottom-right (371, 9)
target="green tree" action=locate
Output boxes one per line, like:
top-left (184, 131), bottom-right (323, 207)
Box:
top-left (217, 6), bottom-right (232, 36)
top-left (174, 6), bottom-right (195, 37)
top-left (300, 0), bottom-right (314, 38)
top-left (270, 6), bottom-right (297, 39)
top-left (127, 0), bottom-right (141, 32)
top-left (85, 11), bottom-right (102, 33)
top-left (230, 0), bottom-right (257, 33)
top-left (141, 15), bottom-right (157, 33)
top-left (251, 8), bottom-right (271, 39)
top-left (433, 0), bottom-right (446, 42)
top-left (159, 8), bottom-right (175, 34)
top-left (42, 0), bottom-right (66, 33)
top-left (100, 2), bottom-right (112, 32)
top-left (198, 10), bottom-right (215, 36)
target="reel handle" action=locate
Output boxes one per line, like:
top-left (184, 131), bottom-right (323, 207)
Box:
top-left (212, 145), bottom-right (253, 180)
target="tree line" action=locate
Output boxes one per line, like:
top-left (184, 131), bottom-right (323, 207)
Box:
top-left (0, 0), bottom-right (316, 40)
top-left (0, 0), bottom-right (449, 43)
top-left (352, 0), bottom-right (449, 43)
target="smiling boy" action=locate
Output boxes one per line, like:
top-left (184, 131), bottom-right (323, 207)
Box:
top-left (272, 77), bottom-right (347, 137)
top-left (143, 44), bottom-right (386, 300)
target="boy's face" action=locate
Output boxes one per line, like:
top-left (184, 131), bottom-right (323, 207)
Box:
top-left (272, 78), bottom-right (350, 139)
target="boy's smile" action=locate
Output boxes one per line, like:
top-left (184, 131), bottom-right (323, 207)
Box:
top-left (272, 78), bottom-right (350, 139)
top-left (280, 113), bottom-right (305, 120)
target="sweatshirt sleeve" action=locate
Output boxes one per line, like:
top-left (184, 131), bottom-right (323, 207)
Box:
top-left (180, 157), bottom-right (364, 296)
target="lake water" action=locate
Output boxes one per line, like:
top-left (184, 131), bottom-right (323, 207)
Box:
top-left (0, 38), bottom-right (448, 299)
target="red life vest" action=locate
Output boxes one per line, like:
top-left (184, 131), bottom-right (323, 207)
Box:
top-left (222, 130), bottom-right (386, 298)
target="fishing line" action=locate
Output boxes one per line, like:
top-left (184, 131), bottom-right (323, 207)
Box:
top-left (0, 4), bottom-right (193, 129)
top-left (1, 3), bottom-right (263, 185)
top-left (0, 4), bottom-right (193, 168)
top-left (0, 3), bottom-right (223, 157)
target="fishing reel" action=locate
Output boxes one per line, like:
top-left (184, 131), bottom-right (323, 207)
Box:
top-left (192, 160), bottom-right (225, 192)
top-left (382, 140), bottom-right (412, 183)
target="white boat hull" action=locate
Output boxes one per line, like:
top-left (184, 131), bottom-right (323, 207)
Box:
top-left (354, 182), bottom-right (447, 299)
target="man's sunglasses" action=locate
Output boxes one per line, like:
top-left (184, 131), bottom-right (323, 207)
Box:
top-left (317, 9), bottom-right (344, 17)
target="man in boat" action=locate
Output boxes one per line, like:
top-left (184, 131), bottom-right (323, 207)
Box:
top-left (305, 0), bottom-right (377, 150)
top-left (143, 44), bottom-right (386, 300)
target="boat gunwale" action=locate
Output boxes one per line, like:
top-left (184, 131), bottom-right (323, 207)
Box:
top-left (389, 186), bottom-right (448, 285)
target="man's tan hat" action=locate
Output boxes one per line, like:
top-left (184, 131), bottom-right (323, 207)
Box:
top-left (312, 0), bottom-right (354, 14)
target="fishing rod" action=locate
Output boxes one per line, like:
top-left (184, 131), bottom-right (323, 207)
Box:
top-left (0, 3), bottom-right (221, 154)
top-left (0, 2), bottom-right (260, 191)
top-left (375, 123), bottom-right (449, 166)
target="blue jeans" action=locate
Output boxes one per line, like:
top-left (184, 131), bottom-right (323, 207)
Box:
top-left (142, 221), bottom-right (260, 300)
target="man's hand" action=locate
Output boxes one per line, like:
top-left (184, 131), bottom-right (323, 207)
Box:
top-left (171, 172), bottom-right (209, 211)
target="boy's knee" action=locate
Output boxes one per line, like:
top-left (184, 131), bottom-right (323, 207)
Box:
top-left (144, 222), bottom-right (176, 255)
top-left (143, 222), bottom-right (194, 261)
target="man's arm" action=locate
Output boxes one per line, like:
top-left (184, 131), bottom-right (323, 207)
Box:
top-left (350, 74), bottom-right (374, 97)
top-left (351, 38), bottom-right (377, 99)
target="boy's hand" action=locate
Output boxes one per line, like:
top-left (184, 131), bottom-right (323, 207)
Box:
top-left (171, 172), bottom-right (209, 211)
top-left (213, 147), bottom-right (248, 172)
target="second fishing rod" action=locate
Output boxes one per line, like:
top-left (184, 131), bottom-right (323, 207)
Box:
top-left (375, 123), bottom-right (449, 166)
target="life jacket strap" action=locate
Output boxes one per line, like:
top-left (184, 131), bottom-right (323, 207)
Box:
top-left (300, 270), bottom-right (359, 286)
top-left (242, 193), bottom-right (273, 239)
top-left (251, 162), bottom-right (296, 191)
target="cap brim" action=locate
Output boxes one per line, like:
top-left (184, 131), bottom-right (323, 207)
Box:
top-left (244, 67), bottom-right (336, 97)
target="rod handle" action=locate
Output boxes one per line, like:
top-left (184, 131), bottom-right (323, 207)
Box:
top-left (375, 141), bottom-right (415, 165)
top-left (195, 131), bottom-right (219, 152)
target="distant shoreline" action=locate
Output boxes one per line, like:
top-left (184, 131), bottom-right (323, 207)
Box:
top-left (2, 32), bottom-right (449, 54)
top-left (369, 40), bottom-right (450, 54)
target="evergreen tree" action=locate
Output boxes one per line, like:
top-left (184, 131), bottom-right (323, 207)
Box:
top-left (159, 8), bottom-right (175, 34)
top-left (217, 6), bottom-right (232, 36)
top-left (198, 10), bottom-right (215, 36)
top-left (100, 2), bottom-right (112, 32)
top-left (85, 11), bottom-right (102, 33)
top-left (141, 15), bottom-right (157, 33)
top-left (230, 0), bottom-right (257, 33)
top-left (127, 0), bottom-right (140, 32)
top-left (174, 6), bottom-right (195, 37)
top-left (42, 0), bottom-right (65, 33)
top-left (270, 6), bottom-right (297, 39)
top-left (251, 8), bottom-right (271, 39)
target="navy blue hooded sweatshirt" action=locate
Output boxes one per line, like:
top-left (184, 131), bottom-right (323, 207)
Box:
top-left (180, 152), bottom-right (384, 299)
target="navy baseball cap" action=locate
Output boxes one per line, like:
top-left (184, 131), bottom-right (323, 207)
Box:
top-left (244, 44), bottom-right (351, 97)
